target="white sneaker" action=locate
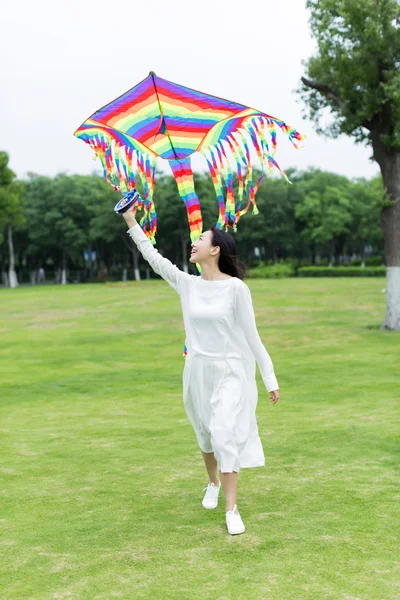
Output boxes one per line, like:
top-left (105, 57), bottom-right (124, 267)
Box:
top-left (201, 481), bottom-right (221, 509)
top-left (225, 504), bottom-right (245, 535)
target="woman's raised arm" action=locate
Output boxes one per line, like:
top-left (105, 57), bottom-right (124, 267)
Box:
top-left (123, 209), bottom-right (194, 295)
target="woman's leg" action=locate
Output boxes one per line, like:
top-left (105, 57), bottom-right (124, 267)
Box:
top-left (219, 471), bottom-right (238, 513)
top-left (200, 450), bottom-right (219, 486)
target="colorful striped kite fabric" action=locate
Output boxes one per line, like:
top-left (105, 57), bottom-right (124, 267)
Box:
top-left (74, 72), bottom-right (305, 248)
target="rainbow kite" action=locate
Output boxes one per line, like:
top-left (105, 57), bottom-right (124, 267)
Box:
top-left (74, 72), bottom-right (304, 247)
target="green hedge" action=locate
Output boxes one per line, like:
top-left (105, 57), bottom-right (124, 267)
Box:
top-left (297, 266), bottom-right (386, 277)
top-left (246, 264), bottom-right (386, 279)
top-left (247, 263), bottom-right (296, 278)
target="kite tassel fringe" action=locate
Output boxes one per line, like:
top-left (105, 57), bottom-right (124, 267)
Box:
top-left (198, 114), bottom-right (304, 234)
top-left (75, 124), bottom-right (159, 243)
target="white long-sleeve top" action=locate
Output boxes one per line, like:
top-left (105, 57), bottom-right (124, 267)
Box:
top-left (127, 223), bottom-right (279, 392)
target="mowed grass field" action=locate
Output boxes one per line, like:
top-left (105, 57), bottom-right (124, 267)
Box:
top-left (0, 278), bottom-right (399, 600)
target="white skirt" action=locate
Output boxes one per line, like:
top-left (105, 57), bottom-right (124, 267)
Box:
top-left (182, 352), bottom-right (265, 472)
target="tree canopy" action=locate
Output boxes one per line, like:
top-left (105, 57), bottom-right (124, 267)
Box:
top-left (299, 0), bottom-right (400, 329)
top-left (300, 0), bottom-right (400, 147)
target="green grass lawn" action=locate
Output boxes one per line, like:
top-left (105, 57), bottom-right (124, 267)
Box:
top-left (0, 278), bottom-right (399, 600)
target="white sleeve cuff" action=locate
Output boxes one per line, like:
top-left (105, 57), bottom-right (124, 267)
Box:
top-left (263, 372), bottom-right (279, 393)
top-left (127, 224), bottom-right (146, 241)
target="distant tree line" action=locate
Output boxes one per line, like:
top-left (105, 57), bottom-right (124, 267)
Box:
top-left (0, 151), bottom-right (384, 287)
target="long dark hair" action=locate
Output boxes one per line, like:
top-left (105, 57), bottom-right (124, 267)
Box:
top-left (209, 225), bottom-right (246, 280)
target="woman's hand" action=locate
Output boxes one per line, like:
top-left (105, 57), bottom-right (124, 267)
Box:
top-left (121, 206), bottom-right (137, 229)
top-left (269, 389), bottom-right (279, 404)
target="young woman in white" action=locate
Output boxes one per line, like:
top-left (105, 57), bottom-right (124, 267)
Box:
top-left (122, 207), bottom-right (280, 535)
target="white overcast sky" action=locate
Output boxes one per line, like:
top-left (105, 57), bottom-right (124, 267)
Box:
top-left (1, 0), bottom-right (379, 180)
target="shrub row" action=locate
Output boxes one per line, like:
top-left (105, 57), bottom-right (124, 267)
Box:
top-left (297, 266), bottom-right (386, 277)
top-left (247, 264), bottom-right (296, 278)
top-left (247, 264), bottom-right (386, 278)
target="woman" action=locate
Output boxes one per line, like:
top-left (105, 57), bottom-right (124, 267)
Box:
top-left (122, 207), bottom-right (280, 535)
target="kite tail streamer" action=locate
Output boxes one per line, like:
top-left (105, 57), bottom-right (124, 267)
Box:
top-left (169, 157), bottom-right (203, 358)
top-left (114, 143), bottom-right (128, 193)
top-left (236, 162), bottom-right (244, 214)
top-left (241, 135), bottom-right (259, 217)
top-left (227, 134), bottom-right (250, 223)
top-left (136, 152), bottom-right (157, 243)
top-left (125, 146), bottom-right (136, 191)
top-left (145, 154), bottom-right (157, 241)
top-left (229, 132), bottom-right (254, 218)
top-left (104, 145), bottom-right (119, 190)
top-left (202, 147), bottom-right (227, 231)
top-left (267, 119), bottom-right (278, 155)
top-left (246, 121), bottom-right (265, 195)
top-left (169, 158), bottom-right (203, 247)
top-left (136, 154), bottom-right (149, 235)
top-left (218, 142), bottom-right (236, 231)
top-left (214, 144), bottom-right (231, 230)
top-left (226, 136), bottom-right (244, 209)
top-left (89, 135), bottom-right (108, 182)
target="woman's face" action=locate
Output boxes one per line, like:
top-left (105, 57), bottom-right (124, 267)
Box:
top-left (189, 230), bottom-right (219, 263)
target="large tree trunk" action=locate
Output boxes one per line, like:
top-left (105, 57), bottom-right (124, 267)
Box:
top-left (372, 135), bottom-right (400, 330)
top-left (8, 224), bottom-right (18, 288)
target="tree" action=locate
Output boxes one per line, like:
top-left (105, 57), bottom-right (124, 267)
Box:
top-left (299, 0), bottom-right (400, 329)
top-left (348, 177), bottom-right (384, 265)
top-left (294, 170), bottom-right (353, 265)
top-left (0, 152), bottom-right (25, 288)
top-left (88, 176), bottom-right (139, 281)
top-left (25, 174), bottom-right (91, 284)
top-left (257, 172), bottom-right (302, 263)
top-left (24, 175), bottom-right (55, 283)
